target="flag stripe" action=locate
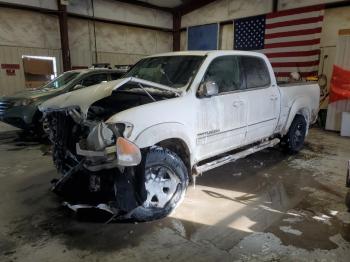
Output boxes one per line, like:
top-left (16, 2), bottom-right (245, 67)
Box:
top-left (265, 33), bottom-right (321, 44)
top-left (265, 50), bottom-right (320, 58)
top-left (261, 45), bottom-right (321, 54)
top-left (271, 60), bottom-right (320, 67)
top-left (265, 21), bottom-right (322, 34)
top-left (266, 4), bottom-right (324, 19)
top-left (265, 28), bottom-right (322, 39)
top-left (265, 16), bottom-right (323, 29)
top-left (266, 10), bottom-right (323, 24)
top-left (264, 39), bottom-right (320, 49)
top-left (269, 55), bottom-right (319, 63)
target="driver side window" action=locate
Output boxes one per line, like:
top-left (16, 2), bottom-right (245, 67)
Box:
top-left (204, 56), bottom-right (243, 94)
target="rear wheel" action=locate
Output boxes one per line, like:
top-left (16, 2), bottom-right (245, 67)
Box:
top-left (131, 146), bottom-right (189, 221)
top-left (282, 115), bottom-right (307, 153)
top-left (346, 191), bottom-right (350, 212)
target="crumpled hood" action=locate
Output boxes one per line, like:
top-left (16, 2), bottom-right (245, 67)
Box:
top-left (39, 77), bottom-right (181, 116)
top-left (39, 78), bottom-right (130, 116)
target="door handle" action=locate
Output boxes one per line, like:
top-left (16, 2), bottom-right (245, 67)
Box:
top-left (233, 101), bottom-right (242, 108)
top-left (270, 95), bottom-right (278, 101)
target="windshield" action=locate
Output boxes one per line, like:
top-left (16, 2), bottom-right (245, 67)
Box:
top-left (41, 72), bottom-right (80, 90)
top-left (125, 56), bottom-right (204, 88)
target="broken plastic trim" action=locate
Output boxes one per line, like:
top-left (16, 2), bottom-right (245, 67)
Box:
top-left (76, 137), bottom-right (142, 169)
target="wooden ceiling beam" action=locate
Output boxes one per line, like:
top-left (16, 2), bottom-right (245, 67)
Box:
top-left (115, 0), bottom-right (173, 13)
top-left (175, 0), bottom-right (218, 15)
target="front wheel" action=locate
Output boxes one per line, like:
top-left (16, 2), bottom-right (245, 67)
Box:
top-left (131, 146), bottom-right (189, 221)
top-left (282, 114), bottom-right (307, 153)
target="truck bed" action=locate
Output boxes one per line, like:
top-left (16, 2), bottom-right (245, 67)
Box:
top-left (277, 82), bottom-right (320, 132)
top-left (278, 81), bottom-right (318, 87)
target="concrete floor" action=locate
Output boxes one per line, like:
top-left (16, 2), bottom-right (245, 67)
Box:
top-left (0, 126), bottom-right (349, 262)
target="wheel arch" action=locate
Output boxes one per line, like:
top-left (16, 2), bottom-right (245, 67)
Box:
top-left (282, 97), bottom-right (311, 136)
top-left (134, 122), bottom-right (195, 172)
top-left (156, 138), bottom-right (192, 178)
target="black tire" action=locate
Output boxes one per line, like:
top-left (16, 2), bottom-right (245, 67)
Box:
top-left (282, 114), bottom-right (307, 153)
top-left (131, 146), bottom-right (189, 221)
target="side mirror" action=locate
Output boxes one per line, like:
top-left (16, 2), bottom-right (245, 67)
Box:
top-left (73, 84), bottom-right (85, 90)
top-left (197, 81), bottom-right (219, 98)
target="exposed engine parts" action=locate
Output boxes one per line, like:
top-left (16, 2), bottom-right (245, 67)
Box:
top-left (44, 108), bottom-right (145, 220)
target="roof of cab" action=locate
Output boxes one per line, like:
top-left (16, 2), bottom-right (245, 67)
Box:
top-left (66, 68), bottom-right (122, 74)
top-left (146, 50), bottom-right (268, 59)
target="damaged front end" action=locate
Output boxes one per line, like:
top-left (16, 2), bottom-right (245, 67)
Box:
top-left (45, 108), bottom-right (147, 220)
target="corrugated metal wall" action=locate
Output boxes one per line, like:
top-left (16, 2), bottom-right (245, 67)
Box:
top-left (0, 7), bottom-right (62, 95)
top-left (68, 18), bottom-right (172, 68)
top-left (0, 3), bottom-right (173, 96)
top-left (0, 46), bottom-right (62, 96)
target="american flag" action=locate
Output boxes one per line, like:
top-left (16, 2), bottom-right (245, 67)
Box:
top-left (234, 5), bottom-right (324, 81)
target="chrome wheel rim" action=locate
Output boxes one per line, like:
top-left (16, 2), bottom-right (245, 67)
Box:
top-left (144, 166), bottom-right (180, 208)
top-left (294, 124), bottom-right (304, 145)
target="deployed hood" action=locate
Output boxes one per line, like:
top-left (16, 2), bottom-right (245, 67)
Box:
top-left (39, 77), bottom-right (180, 116)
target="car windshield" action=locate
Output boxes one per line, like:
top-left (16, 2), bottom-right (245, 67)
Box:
top-left (125, 56), bottom-right (204, 88)
top-left (41, 72), bottom-right (80, 90)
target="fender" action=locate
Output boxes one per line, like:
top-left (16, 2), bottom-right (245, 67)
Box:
top-left (134, 122), bottom-right (195, 165)
top-left (282, 96), bottom-right (311, 135)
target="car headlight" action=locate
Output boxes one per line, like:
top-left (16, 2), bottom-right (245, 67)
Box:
top-left (14, 98), bottom-right (36, 107)
top-left (115, 122), bottom-right (134, 138)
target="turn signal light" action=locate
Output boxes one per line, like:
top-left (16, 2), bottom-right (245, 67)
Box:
top-left (116, 137), bottom-right (142, 166)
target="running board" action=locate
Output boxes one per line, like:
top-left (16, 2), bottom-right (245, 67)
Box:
top-left (194, 138), bottom-right (280, 174)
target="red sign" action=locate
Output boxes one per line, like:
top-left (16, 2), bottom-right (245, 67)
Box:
top-left (6, 69), bottom-right (16, 76)
top-left (1, 64), bottom-right (20, 70)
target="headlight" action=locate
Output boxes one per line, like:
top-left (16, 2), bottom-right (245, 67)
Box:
top-left (14, 98), bottom-right (36, 106)
top-left (115, 122), bottom-right (134, 138)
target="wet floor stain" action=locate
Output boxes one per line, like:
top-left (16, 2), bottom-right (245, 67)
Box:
top-left (0, 128), bottom-right (349, 261)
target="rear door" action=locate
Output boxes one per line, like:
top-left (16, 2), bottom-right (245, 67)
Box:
top-left (239, 56), bottom-right (280, 144)
top-left (195, 55), bottom-right (247, 161)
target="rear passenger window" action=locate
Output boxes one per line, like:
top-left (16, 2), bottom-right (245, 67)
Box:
top-left (204, 56), bottom-right (243, 93)
top-left (241, 56), bottom-right (270, 89)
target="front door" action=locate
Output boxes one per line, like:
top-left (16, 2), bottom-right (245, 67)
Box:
top-left (195, 56), bottom-right (247, 161)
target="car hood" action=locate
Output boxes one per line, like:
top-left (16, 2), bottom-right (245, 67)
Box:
top-left (39, 77), bottom-right (181, 116)
top-left (1, 88), bottom-right (62, 101)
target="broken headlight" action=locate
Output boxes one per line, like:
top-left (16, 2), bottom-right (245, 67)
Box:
top-left (86, 122), bottom-right (115, 151)
top-left (78, 122), bottom-right (141, 168)
top-left (115, 122), bottom-right (134, 138)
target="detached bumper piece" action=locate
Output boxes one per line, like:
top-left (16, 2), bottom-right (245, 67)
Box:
top-left (52, 164), bottom-right (147, 221)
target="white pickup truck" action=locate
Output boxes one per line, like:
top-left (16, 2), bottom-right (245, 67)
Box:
top-left (40, 51), bottom-right (320, 221)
